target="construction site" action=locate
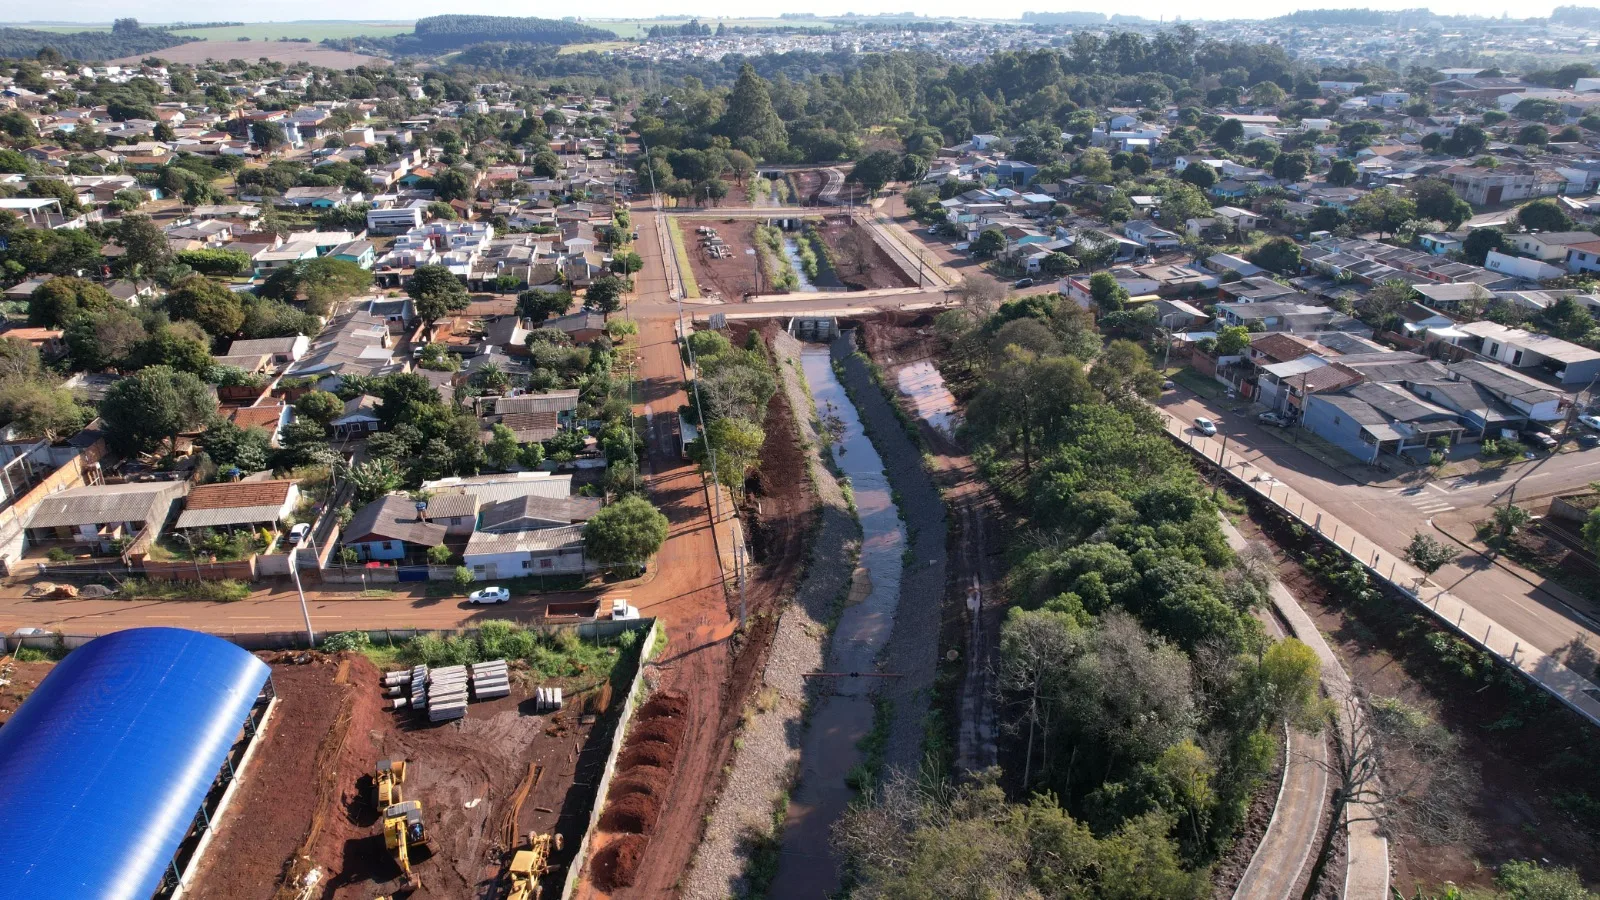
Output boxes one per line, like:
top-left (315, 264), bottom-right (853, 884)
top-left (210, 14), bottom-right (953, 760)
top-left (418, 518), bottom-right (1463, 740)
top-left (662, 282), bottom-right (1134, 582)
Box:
top-left (177, 625), bottom-right (655, 900)
top-left (678, 215), bottom-right (919, 301)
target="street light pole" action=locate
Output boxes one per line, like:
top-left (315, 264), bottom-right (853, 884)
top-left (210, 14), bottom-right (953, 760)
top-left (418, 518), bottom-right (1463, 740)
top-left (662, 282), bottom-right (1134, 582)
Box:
top-left (1213, 430), bottom-right (1230, 502)
top-left (289, 546), bottom-right (315, 649)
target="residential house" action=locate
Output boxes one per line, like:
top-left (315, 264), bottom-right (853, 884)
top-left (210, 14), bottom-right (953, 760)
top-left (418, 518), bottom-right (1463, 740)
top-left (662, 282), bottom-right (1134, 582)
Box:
top-left (1566, 241), bottom-right (1600, 275)
top-left (1484, 250), bottom-right (1565, 282)
top-left (1456, 320), bottom-right (1600, 385)
top-left (279, 186), bottom-right (364, 209)
top-left (1215, 301), bottom-right (1371, 338)
top-left (224, 336), bottom-right (309, 370)
top-left (225, 403), bottom-right (292, 446)
top-left (1503, 231), bottom-right (1600, 262)
top-left (25, 481), bottom-right (185, 555)
top-left (1301, 382), bottom-right (1464, 464)
top-left (1122, 220), bottom-right (1183, 252)
top-left (173, 479), bottom-right (300, 537)
top-left (332, 395), bottom-right (382, 438)
top-left (341, 492), bottom-right (477, 562)
top-left (330, 240), bottom-right (376, 269)
top-left (285, 309), bottom-right (399, 390)
top-left (545, 309), bottom-right (607, 343)
top-left (1445, 359), bottom-right (1565, 422)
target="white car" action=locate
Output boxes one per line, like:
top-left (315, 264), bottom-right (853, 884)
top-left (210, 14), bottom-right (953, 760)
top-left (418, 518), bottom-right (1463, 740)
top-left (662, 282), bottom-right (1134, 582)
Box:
top-left (288, 522), bottom-right (311, 545)
top-left (468, 587), bottom-right (511, 605)
top-left (1194, 417), bottom-right (1218, 436)
top-left (610, 597), bottom-right (639, 620)
top-left (1580, 414), bottom-right (1600, 431)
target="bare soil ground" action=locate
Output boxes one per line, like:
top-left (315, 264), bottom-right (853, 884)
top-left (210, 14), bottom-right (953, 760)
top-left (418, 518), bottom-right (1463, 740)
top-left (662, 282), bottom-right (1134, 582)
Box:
top-left (187, 650), bottom-right (620, 900)
top-left (683, 219), bottom-right (763, 302)
top-left (818, 219), bottom-right (918, 291)
top-left (114, 40), bottom-right (387, 67)
top-left (1233, 501), bottom-right (1600, 896)
top-left (0, 659), bottom-right (52, 726)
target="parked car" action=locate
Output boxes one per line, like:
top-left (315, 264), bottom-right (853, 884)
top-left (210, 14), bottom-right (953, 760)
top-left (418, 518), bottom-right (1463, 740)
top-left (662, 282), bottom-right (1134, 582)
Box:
top-left (1014, 278), bottom-right (1035, 288)
top-left (1257, 411), bottom-right (1290, 428)
top-left (1520, 430), bottom-right (1557, 451)
top-left (468, 587), bottom-right (511, 605)
top-left (1161, 380), bottom-right (1177, 391)
top-left (1194, 417), bottom-right (1217, 436)
top-left (1579, 414), bottom-right (1600, 431)
top-left (1578, 432), bottom-right (1600, 449)
top-left (610, 597), bottom-right (639, 620)
top-left (288, 522), bottom-right (311, 545)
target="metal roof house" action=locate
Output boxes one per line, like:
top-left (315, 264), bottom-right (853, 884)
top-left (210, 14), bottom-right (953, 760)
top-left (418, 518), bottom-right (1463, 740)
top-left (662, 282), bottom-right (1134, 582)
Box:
top-left (0, 628), bottom-right (273, 899)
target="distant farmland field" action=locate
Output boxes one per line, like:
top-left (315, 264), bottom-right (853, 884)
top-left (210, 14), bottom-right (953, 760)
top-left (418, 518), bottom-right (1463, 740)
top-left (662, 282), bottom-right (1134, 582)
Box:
top-left (110, 38), bottom-right (389, 67)
top-left (5, 21), bottom-right (412, 41)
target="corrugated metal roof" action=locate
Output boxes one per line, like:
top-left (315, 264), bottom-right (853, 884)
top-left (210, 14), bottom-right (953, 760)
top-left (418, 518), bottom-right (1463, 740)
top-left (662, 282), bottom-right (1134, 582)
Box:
top-left (0, 628), bottom-right (269, 900)
top-left (465, 524), bottom-right (585, 556)
top-left (27, 482), bottom-right (183, 529)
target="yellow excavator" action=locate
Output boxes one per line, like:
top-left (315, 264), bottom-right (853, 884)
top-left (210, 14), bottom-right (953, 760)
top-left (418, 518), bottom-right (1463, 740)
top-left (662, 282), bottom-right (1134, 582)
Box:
top-left (383, 799), bottom-right (429, 886)
top-left (373, 759), bottom-right (407, 809)
top-left (505, 832), bottom-right (563, 900)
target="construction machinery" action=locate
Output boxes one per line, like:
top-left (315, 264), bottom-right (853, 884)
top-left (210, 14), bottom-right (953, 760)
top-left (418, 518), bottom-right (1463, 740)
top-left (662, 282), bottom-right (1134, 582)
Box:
top-left (505, 832), bottom-right (562, 900)
top-left (373, 758), bottom-right (407, 809)
top-left (383, 799), bottom-right (429, 885)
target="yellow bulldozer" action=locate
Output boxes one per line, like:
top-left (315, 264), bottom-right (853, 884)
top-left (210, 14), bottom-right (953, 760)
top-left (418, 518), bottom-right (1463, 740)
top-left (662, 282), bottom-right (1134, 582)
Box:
top-left (383, 799), bottom-right (429, 886)
top-left (373, 759), bottom-right (407, 809)
top-left (505, 832), bottom-right (563, 900)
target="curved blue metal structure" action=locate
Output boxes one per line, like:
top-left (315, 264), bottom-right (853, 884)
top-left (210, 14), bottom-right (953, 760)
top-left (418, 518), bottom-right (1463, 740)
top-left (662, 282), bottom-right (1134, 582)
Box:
top-left (0, 627), bottom-right (270, 900)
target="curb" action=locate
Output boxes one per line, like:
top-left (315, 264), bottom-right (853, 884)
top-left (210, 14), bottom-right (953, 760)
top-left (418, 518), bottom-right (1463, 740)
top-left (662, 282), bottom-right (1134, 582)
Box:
top-left (1429, 516), bottom-right (1600, 633)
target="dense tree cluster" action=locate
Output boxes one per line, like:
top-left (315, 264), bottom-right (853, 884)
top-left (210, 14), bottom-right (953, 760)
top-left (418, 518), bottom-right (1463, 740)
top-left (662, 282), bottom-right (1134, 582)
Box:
top-left (838, 295), bottom-right (1325, 895)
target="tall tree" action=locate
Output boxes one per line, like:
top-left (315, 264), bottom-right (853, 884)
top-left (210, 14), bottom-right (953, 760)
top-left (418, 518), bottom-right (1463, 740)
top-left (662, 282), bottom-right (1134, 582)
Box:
top-left (718, 64), bottom-right (788, 158)
top-left (406, 264), bottom-right (469, 322)
top-left (164, 276), bottom-right (245, 338)
top-left (583, 495), bottom-right (669, 569)
top-left (100, 365), bottom-right (213, 456)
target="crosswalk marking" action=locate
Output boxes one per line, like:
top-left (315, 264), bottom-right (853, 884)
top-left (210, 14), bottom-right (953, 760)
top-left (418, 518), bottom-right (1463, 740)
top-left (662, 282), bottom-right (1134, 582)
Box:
top-left (1392, 486), bottom-right (1456, 515)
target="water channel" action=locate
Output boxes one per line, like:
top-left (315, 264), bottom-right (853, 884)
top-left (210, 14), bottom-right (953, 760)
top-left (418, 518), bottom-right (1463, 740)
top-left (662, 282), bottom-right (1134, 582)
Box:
top-left (780, 236), bottom-right (820, 292)
top-left (770, 342), bottom-right (908, 899)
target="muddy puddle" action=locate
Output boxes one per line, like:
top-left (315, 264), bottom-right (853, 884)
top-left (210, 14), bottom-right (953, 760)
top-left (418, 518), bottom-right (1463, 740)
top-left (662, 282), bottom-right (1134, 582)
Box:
top-left (895, 359), bottom-right (959, 436)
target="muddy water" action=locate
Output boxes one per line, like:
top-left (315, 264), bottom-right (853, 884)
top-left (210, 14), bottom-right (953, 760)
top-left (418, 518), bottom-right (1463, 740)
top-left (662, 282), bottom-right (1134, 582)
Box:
top-left (770, 343), bottom-right (907, 900)
top-left (781, 236), bottom-right (820, 292)
top-left (895, 359), bottom-right (959, 437)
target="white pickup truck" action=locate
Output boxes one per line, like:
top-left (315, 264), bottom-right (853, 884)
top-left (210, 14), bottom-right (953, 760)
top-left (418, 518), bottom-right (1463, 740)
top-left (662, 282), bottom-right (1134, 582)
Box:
top-left (610, 598), bottom-right (639, 620)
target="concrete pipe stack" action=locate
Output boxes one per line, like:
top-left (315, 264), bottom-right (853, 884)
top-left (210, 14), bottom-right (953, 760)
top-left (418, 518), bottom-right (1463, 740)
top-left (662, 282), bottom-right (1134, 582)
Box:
top-left (427, 665), bottom-right (469, 722)
top-left (469, 660), bottom-right (510, 701)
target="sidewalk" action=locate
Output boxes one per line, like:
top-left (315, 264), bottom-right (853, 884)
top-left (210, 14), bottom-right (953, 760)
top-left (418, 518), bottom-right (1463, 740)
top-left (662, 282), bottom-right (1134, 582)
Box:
top-left (1166, 417), bottom-right (1600, 731)
top-left (1222, 521), bottom-right (1388, 900)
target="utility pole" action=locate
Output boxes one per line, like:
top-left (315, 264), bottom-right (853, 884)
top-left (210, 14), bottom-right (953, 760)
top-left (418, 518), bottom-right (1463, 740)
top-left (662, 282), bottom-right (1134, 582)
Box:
top-left (290, 546), bottom-right (315, 649)
top-left (1212, 429), bottom-right (1230, 501)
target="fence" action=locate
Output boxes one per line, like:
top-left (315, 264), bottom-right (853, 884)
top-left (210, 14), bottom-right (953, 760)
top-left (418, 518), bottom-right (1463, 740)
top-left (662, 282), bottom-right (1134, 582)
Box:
top-left (4, 617), bottom-right (655, 655)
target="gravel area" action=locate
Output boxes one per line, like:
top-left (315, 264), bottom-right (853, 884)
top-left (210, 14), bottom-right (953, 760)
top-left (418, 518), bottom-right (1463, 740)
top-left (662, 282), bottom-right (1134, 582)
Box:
top-left (683, 330), bottom-right (862, 900)
top-left (832, 336), bottom-right (948, 774)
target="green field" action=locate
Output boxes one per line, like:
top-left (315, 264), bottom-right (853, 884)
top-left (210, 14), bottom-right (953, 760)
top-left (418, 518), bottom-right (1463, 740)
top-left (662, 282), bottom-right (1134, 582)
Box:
top-left (5, 21), bottom-right (414, 40)
top-left (558, 40), bottom-right (635, 55)
top-left (587, 18), bottom-right (835, 39)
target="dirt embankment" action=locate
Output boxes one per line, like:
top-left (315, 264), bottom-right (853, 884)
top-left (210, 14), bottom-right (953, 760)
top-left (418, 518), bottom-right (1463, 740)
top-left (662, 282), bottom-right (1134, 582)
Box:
top-left (683, 219), bottom-right (762, 302)
top-left (589, 691), bottom-right (689, 891)
top-left (0, 660), bottom-right (52, 726)
top-left (1235, 498), bottom-right (1600, 895)
top-left (818, 219), bottom-right (918, 291)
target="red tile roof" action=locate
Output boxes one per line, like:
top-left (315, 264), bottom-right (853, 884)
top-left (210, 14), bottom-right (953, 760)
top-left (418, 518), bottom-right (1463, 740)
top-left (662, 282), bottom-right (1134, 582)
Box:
top-left (185, 479), bottom-right (295, 510)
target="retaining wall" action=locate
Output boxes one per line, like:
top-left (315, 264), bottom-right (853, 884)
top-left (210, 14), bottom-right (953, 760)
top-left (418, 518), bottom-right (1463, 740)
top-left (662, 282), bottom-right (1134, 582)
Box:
top-left (560, 617), bottom-right (661, 900)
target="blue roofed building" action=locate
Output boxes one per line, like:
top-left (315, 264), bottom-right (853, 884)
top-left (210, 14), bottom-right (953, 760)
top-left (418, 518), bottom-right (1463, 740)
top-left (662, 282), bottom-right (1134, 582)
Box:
top-left (0, 628), bottom-right (273, 899)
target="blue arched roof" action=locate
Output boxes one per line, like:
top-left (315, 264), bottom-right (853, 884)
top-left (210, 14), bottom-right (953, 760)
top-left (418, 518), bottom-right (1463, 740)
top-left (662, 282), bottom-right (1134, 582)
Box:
top-left (0, 627), bottom-right (270, 900)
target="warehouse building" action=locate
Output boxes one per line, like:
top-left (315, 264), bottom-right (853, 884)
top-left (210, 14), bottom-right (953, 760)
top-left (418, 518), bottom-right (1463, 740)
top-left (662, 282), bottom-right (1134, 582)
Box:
top-left (0, 628), bottom-right (273, 899)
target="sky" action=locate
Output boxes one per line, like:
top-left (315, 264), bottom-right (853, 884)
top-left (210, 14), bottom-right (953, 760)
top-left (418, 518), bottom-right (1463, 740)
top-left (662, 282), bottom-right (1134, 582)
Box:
top-left (8, 0), bottom-right (1573, 26)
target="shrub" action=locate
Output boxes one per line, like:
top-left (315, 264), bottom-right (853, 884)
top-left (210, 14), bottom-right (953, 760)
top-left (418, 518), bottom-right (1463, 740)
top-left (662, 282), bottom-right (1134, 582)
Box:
top-left (46, 548), bottom-right (73, 562)
top-left (321, 630), bottom-right (373, 652)
top-left (427, 544), bottom-right (453, 565)
top-left (453, 565), bottom-right (475, 589)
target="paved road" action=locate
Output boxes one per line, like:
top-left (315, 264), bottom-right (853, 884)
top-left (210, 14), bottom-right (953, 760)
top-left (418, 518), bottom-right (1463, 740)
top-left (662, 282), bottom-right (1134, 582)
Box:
top-left (1158, 388), bottom-right (1600, 657)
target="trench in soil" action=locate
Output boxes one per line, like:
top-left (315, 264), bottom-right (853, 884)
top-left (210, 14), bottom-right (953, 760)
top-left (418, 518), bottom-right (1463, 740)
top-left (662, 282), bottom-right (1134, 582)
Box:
top-left (768, 340), bottom-right (907, 900)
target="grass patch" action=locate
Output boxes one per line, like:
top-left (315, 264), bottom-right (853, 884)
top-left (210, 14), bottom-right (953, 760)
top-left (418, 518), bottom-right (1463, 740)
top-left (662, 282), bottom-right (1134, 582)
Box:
top-left (558, 40), bottom-right (632, 54)
top-left (665, 217), bottom-right (700, 299)
top-left (742, 789), bottom-right (791, 899)
top-left (1170, 367), bottom-right (1230, 401)
top-left (120, 577), bottom-right (250, 602)
top-left (845, 696), bottom-right (893, 792)
top-left (12, 644), bottom-right (65, 662)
